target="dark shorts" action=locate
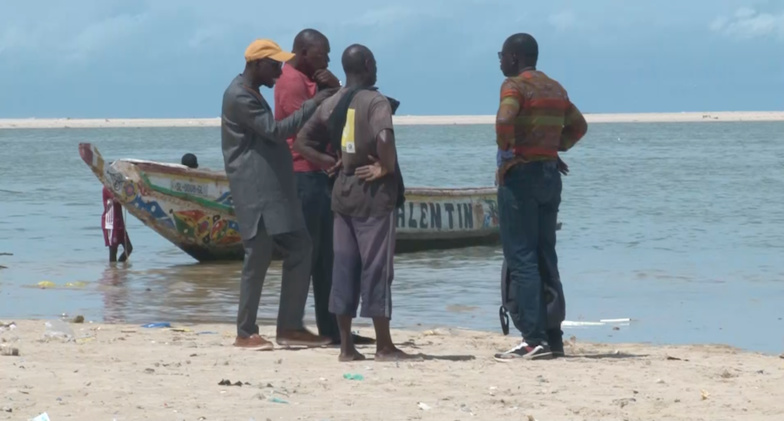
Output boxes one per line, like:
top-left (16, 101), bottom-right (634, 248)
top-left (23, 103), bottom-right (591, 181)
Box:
top-left (329, 212), bottom-right (395, 319)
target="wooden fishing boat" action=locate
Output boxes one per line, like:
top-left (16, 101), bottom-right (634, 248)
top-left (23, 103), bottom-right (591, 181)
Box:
top-left (78, 143), bottom-right (556, 262)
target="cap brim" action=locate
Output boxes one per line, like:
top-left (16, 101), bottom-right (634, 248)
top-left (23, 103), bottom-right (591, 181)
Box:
top-left (269, 51), bottom-right (295, 63)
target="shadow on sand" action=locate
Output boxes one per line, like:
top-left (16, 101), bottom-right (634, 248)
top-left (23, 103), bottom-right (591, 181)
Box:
top-left (395, 339), bottom-right (476, 361)
top-left (357, 354), bottom-right (476, 362)
top-left (420, 354), bottom-right (477, 362)
top-left (562, 352), bottom-right (649, 360)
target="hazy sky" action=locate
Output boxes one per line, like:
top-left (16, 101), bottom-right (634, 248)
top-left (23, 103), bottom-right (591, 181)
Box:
top-left (1, 0), bottom-right (782, 117)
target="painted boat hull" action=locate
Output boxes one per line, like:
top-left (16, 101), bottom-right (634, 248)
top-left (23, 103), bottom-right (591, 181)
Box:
top-left (78, 143), bottom-right (557, 262)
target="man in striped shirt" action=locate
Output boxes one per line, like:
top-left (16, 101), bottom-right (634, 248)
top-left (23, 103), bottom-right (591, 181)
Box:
top-left (493, 33), bottom-right (588, 362)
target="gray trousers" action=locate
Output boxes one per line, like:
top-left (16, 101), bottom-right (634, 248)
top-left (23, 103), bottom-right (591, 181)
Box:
top-left (330, 212), bottom-right (395, 319)
top-left (236, 218), bottom-right (313, 337)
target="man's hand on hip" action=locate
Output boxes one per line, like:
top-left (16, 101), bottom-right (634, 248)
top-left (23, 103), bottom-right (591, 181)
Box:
top-left (355, 156), bottom-right (388, 181)
top-left (557, 157), bottom-right (569, 176)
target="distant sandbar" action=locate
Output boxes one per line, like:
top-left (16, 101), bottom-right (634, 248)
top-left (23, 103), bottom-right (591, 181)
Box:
top-left (1, 111), bottom-right (783, 129)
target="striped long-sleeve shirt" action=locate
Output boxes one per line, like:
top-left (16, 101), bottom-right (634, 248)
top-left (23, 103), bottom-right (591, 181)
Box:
top-left (495, 69), bottom-right (587, 177)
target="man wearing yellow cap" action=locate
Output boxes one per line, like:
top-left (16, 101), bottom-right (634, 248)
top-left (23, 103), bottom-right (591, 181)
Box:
top-left (221, 39), bottom-right (338, 350)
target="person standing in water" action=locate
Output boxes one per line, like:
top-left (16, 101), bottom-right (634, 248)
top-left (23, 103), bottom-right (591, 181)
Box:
top-left (493, 33), bottom-right (587, 361)
top-left (275, 28), bottom-right (375, 346)
top-left (221, 38), bottom-right (337, 351)
top-left (296, 44), bottom-right (414, 362)
top-left (102, 186), bottom-right (132, 263)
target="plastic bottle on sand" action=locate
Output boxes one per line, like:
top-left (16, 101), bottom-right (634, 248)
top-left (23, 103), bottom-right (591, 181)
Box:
top-left (44, 319), bottom-right (74, 341)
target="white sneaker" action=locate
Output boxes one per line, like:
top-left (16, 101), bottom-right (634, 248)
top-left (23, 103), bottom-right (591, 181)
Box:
top-left (494, 341), bottom-right (553, 362)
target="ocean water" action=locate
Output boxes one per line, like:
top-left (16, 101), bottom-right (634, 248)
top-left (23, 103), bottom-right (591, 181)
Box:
top-left (1, 122), bottom-right (783, 353)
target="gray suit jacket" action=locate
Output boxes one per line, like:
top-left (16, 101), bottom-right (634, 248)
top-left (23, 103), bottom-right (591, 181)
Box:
top-left (221, 75), bottom-right (317, 240)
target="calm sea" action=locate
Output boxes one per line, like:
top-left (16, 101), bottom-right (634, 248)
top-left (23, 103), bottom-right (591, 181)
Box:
top-left (1, 122), bottom-right (782, 353)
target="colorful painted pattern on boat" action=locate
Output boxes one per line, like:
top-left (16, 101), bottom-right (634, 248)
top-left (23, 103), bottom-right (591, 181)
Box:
top-left (78, 143), bottom-right (502, 261)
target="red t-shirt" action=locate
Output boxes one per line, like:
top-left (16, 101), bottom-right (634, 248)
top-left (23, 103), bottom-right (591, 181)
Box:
top-left (274, 64), bottom-right (323, 173)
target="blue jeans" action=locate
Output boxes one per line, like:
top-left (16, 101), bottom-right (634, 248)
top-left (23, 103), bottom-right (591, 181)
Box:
top-left (498, 161), bottom-right (562, 346)
top-left (295, 171), bottom-right (339, 339)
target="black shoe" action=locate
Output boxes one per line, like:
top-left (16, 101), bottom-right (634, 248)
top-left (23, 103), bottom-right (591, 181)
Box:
top-left (494, 341), bottom-right (553, 362)
top-left (550, 344), bottom-right (565, 358)
top-left (547, 330), bottom-right (565, 358)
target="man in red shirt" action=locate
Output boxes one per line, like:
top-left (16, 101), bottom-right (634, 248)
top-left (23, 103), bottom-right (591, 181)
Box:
top-left (274, 29), bottom-right (374, 345)
top-left (102, 186), bottom-right (133, 262)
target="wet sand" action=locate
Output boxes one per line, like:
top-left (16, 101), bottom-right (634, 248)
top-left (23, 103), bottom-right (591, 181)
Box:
top-left (1, 111), bottom-right (784, 129)
top-left (2, 320), bottom-right (783, 420)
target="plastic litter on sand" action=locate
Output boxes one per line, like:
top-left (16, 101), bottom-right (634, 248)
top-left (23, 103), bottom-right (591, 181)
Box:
top-left (29, 412), bottom-right (51, 421)
top-left (141, 322), bottom-right (172, 328)
top-left (44, 320), bottom-right (74, 341)
top-left (1, 344), bottom-right (20, 356)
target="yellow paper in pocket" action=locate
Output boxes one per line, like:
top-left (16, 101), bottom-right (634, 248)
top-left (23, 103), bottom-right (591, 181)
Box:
top-left (341, 108), bottom-right (356, 154)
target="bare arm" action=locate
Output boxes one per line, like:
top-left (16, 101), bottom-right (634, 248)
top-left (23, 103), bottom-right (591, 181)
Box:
top-left (293, 112), bottom-right (337, 170)
top-left (355, 95), bottom-right (396, 181)
top-left (355, 129), bottom-right (396, 181)
top-left (375, 129), bottom-right (396, 175)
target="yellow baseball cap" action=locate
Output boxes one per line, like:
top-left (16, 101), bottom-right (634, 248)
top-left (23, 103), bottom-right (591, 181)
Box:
top-left (244, 39), bottom-right (295, 63)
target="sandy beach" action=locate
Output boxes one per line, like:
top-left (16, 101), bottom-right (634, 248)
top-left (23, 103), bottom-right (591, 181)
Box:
top-left (1, 111), bottom-right (783, 129)
top-left (2, 320), bottom-right (783, 421)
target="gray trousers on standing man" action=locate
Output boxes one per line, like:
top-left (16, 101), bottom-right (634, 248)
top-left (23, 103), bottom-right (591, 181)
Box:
top-left (236, 218), bottom-right (313, 337)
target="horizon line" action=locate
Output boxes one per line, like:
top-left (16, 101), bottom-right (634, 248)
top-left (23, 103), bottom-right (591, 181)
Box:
top-left (1, 111), bottom-right (784, 129)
